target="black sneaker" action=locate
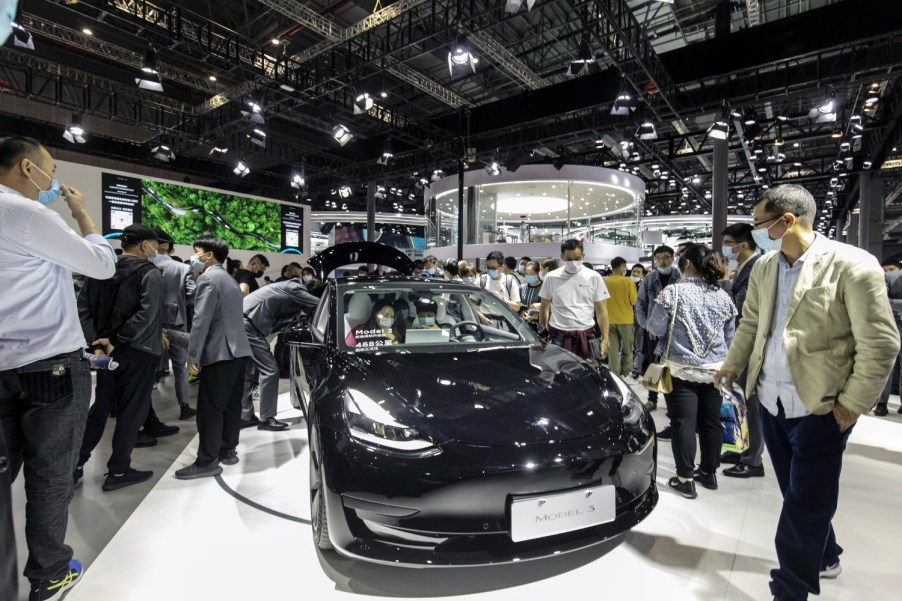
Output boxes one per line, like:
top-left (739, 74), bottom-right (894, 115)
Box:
top-left (240, 415), bottom-right (262, 429)
top-left (134, 432), bottom-right (157, 448)
top-left (72, 465), bottom-right (83, 485)
top-left (179, 406), bottom-right (197, 420)
top-left (720, 451), bottom-right (742, 464)
top-left (144, 423), bottom-right (179, 437)
top-left (219, 450), bottom-right (239, 466)
top-left (667, 476), bottom-right (697, 499)
top-left (693, 469), bottom-right (718, 490)
top-left (656, 426), bottom-right (672, 440)
top-left (873, 405), bottom-right (889, 416)
top-left (102, 468), bottom-right (153, 492)
top-left (174, 462), bottom-right (223, 480)
top-left (29, 559), bottom-right (82, 601)
top-left (819, 561), bottom-right (842, 579)
top-left (722, 463), bottom-right (765, 478)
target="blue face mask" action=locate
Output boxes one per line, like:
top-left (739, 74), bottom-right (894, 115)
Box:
top-left (148, 254), bottom-right (166, 265)
top-left (419, 316), bottom-right (436, 326)
top-left (723, 245), bottom-right (739, 261)
top-left (525, 275), bottom-right (539, 284)
top-left (378, 317), bottom-right (394, 328)
top-left (518, 265), bottom-right (526, 274)
top-left (396, 309), bottom-right (409, 320)
top-left (191, 253), bottom-right (208, 273)
top-left (28, 163), bottom-right (61, 206)
top-left (656, 265), bottom-right (672, 274)
top-left (464, 277), bottom-right (476, 284)
top-left (752, 219), bottom-right (785, 253)
top-left (487, 268), bottom-right (500, 279)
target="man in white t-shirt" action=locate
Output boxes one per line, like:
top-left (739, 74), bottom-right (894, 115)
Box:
top-left (539, 239), bottom-right (610, 359)
top-left (478, 250), bottom-right (521, 311)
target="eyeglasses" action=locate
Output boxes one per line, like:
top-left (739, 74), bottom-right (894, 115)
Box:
top-left (752, 215), bottom-right (784, 228)
top-left (653, 255), bottom-right (673, 263)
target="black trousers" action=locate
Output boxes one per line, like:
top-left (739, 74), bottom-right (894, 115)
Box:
top-left (196, 358), bottom-right (249, 466)
top-left (79, 346), bottom-right (157, 473)
top-left (0, 422), bottom-right (16, 601)
top-left (762, 401), bottom-right (850, 601)
top-left (668, 376), bottom-right (722, 478)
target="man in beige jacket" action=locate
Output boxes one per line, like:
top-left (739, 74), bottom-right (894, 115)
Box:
top-left (715, 184), bottom-right (899, 601)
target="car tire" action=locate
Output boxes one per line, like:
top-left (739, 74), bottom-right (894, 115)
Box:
top-left (309, 421), bottom-right (332, 550)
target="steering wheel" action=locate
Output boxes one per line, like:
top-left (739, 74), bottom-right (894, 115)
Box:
top-left (450, 320), bottom-right (486, 342)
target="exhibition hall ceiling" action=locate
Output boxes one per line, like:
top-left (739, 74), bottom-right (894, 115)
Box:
top-left (1, 0), bottom-right (901, 241)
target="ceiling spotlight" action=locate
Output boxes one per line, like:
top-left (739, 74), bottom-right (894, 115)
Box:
top-left (271, 38), bottom-right (281, 45)
top-left (567, 37), bottom-right (595, 77)
top-left (354, 92), bottom-right (374, 115)
top-left (241, 99), bottom-right (265, 124)
top-left (431, 169), bottom-right (445, 182)
top-left (774, 137), bottom-right (785, 146)
top-left (448, 34), bottom-right (476, 75)
top-left (743, 109), bottom-right (758, 126)
top-left (338, 185), bottom-right (352, 198)
top-left (82, 28), bottom-right (93, 36)
top-left (209, 145), bottom-right (228, 155)
top-left (831, 129), bottom-right (843, 139)
top-left (818, 94), bottom-right (836, 114)
top-left (610, 90), bottom-right (638, 116)
top-left (11, 22), bottom-right (34, 50)
top-left (637, 121), bottom-right (657, 140)
top-left (247, 128), bottom-right (267, 148)
top-left (863, 160), bottom-right (873, 169)
top-left (151, 145), bottom-right (175, 162)
top-left (209, 75), bottom-right (217, 82)
top-left (485, 161), bottom-right (502, 176)
top-left (332, 124), bottom-right (353, 146)
top-left (136, 48), bottom-right (163, 91)
top-left (63, 114), bottom-right (86, 144)
top-left (504, 0), bottom-right (536, 13)
top-left (233, 159), bottom-right (250, 177)
top-left (290, 169), bottom-right (305, 190)
top-left (866, 82), bottom-right (881, 103)
top-left (707, 120), bottom-right (729, 140)
top-left (840, 141), bottom-right (851, 152)
top-left (382, 138), bottom-right (393, 159)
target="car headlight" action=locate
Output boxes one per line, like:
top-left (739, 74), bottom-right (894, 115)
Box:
top-left (343, 389), bottom-right (437, 452)
top-left (608, 373), bottom-right (650, 434)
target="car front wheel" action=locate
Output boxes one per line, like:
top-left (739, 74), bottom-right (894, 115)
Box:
top-left (309, 421), bottom-right (332, 550)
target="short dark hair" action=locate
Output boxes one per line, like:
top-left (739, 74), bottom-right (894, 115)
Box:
top-left (413, 259), bottom-right (425, 270)
top-left (301, 266), bottom-right (315, 276)
top-left (250, 253), bottom-right (270, 267)
top-left (290, 262), bottom-right (302, 269)
top-left (424, 255), bottom-right (438, 265)
top-left (194, 234), bottom-right (229, 263)
top-left (486, 250), bottom-right (504, 265)
top-left (443, 258), bottom-right (459, 276)
top-left (756, 184), bottom-right (817, 227)
top-left (503, 256), bottom-right (518, 270)
top-left (542, 258), bottom-right (559, 271)
top-left (678, 243), bottom-right (723, 288)
top-left (721, 223), bottom-right (757, 250)
top-left (525, 260), bottom-right (541, 274)
top-left (881, 258), bottom-right (899, 267)
top-left (519, 256), bottom-right (531, 262)
top-left (653, 245), bottom-right (674, 258)
top-left (631, 263), bottom-right (646, 274)
top-left (611, 256), bottom-right (627, 269)
top-left (280, 265), bottom-right (289, 276)
top-left (561, 239), bottom-right (582, 254)
top-left (0, 136), bottom-right (43, 172)
top-left (357, 265), bottom-right (369, 274)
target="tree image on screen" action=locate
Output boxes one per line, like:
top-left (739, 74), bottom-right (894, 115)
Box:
top-left (140, 180), bottom-right (281, 251)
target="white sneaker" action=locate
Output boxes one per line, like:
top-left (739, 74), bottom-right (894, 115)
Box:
top-left (819, 561), bottom-right (842, 579)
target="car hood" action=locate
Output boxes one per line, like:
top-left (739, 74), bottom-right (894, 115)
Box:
top-left (349, 345), bottom-right (623, 447)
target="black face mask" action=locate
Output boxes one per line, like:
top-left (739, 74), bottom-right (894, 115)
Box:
top-left (253, 269), bottom-right (264, 278)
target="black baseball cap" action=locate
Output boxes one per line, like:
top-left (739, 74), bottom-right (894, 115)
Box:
top-left (151, 226), bottom-right (174, 245)
top-left (120, 224), bottom-right (162, 244)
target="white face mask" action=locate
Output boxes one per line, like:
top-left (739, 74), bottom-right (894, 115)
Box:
top-left (563, 260), bottom-right (582, 274)
top-left (630, 275), bottom-right (641, 283)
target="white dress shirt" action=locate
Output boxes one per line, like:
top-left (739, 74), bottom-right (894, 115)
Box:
top-left (0, 184), bottom-right (116, 369)
top-left (756, 236), bottom-right (823, 418)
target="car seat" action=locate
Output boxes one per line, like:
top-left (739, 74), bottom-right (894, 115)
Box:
top-left (344, 293), bottom-right (373, 336)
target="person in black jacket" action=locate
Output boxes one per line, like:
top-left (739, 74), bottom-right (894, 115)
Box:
top-left (76, 224), bottom-right (176, 492)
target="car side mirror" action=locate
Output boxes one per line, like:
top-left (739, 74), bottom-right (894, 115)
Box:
top-left (284, 323), bottom-right (326, 348)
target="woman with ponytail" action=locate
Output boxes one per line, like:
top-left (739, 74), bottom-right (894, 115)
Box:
top-left (646, 243), bottom-right (738, 499)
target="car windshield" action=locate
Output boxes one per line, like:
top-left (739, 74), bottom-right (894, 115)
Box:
top-left (339, 281), bottom-right (539, 352)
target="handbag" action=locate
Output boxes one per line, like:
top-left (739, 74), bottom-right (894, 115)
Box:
top-left (640, 285), bottom-right (679, 394)
top-left (720, 383), bottom-right (750, 453)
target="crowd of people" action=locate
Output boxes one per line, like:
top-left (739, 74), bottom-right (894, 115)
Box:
top-left (1, 135), bottom-right (900, 601)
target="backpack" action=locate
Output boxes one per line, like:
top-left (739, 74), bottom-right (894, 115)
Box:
top-left (81, 259), bottom-right (156, 339)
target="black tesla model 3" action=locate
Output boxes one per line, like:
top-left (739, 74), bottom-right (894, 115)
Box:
top-left (286, 243), bottom-right (658, 566)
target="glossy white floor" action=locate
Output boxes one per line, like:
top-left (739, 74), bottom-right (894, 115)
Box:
top-left (11, 379), bottom-right (902, 601)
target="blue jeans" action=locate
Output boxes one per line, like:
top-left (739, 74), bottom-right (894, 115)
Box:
top-left (0, 351), bottom-right (90, 586)
top-left (761, 401), bottom-right (851, 601)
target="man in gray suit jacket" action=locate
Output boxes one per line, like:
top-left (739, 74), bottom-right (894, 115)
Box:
top-left (151, 228), bottom-right (196, 420)
top-left (176, 235), bottom-right (252, 479)
top-left (875, 268), bottom-right (902, 415)
top-left (241, 278), bottom-right (319, 430)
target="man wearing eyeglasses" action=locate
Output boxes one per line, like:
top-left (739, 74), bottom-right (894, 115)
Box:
top-left (715, 184), bottom-right (899, 601)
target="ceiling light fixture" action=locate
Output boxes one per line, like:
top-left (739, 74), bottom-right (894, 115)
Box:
top-left (448, 34), bottom-right (476, 75)
top-left (136, 47), bottom-right (163, 91)
top-left (151, 144), bottom-right (175, 162)
top-left (866, 82), bottom-right (881, 104)
top-left (637, 121), bottom-right (657, 140)
top-left (707, 119), bottom-right (729, 140)
top-left (82, 28), bottom-right (93, 36)
top-left (241, 99), bottom-right (265, 124)
top-left (354, 91), bottom-right (374, 115)
top-left (290, 168), bottom-right (305, 190)
top-left (233, 159), bottom-right (250, 177)
top-left (10, 22), bottom-right (34, 50)
top-left (504, 0), bottom-right (536, 13)
top-left (831, 129), bottom-right (843, 139)
top-left (485, 161), bottom-right (502, 176)
top-left (332, 123), bottom-right (353, 146)
top-left (208, 145), bottom-right (228, 155)
top-left (610, 90), bottom-right (638, 116)
top-left (62, 114), bottom-right (86, 144)
top-left (247, 128), bottom-right (267, 148)
top-left (567, 37), bottom-right (595, 77)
